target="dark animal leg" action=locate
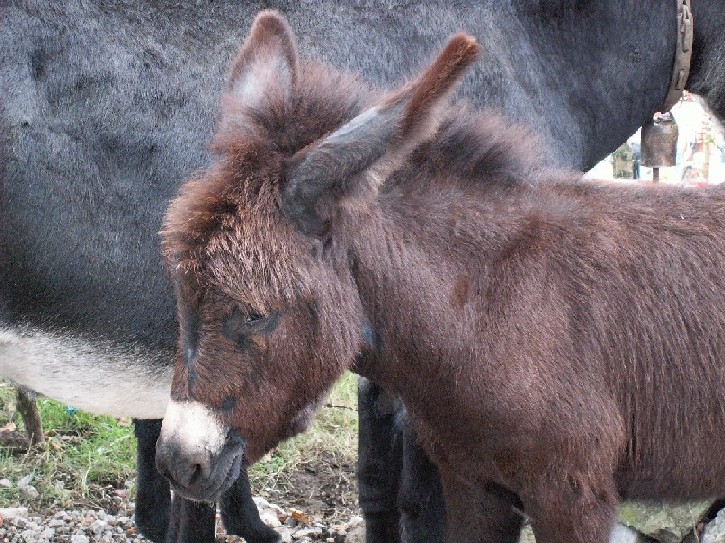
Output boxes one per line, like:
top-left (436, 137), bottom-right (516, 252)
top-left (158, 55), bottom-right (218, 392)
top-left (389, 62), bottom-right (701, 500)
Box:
top-left (135, 420), bottom-right (276, 543)
top-left (220, 465), bottom-right (280, 543)
top-left (166, 497), bottom-right (217, 543)
top-left (134, 419), bottom-right (171, 543)
top-left (166, 469), bottom-right (279, 543)
top-left (398, 419), bottom-right (446, 543)
top-left (16, 387), bottom-right (43, 445)
top-left (439, 468), bottom-right (524, 543)
top-left (357, 378), bottom-right (403, 543)
top-left (680, 499), bottom-right (725, 543)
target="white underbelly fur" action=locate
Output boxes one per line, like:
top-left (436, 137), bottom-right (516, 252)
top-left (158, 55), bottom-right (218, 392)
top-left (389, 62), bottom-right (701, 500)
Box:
top-left (0, 326), bottom-right (172, 419)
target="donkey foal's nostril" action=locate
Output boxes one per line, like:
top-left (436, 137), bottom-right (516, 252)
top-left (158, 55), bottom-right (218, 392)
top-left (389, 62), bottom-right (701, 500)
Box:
top-left (189, 462), bottom-right (203, 485)
top-left (171, 453), bottom-right (210, 488)
top-left (155, 442), bottom-right (210, 489)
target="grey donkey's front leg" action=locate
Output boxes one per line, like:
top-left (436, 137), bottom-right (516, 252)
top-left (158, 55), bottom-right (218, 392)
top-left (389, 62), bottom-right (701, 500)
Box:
top-left (357, 377), bottom-right (404, 543)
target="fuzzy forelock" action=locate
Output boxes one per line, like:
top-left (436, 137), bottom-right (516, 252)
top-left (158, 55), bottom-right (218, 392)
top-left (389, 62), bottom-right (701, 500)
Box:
top-left (161, 62), bottom-right (375, 286)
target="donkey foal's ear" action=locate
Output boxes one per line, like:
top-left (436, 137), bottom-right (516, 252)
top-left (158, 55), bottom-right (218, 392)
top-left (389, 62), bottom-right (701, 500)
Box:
top-left (227, 10), bottom-right (298, 108)
top-left (282, 34), bottom-right (480, 236)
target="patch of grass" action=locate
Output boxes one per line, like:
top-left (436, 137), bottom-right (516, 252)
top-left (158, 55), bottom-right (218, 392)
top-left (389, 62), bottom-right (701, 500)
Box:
top-left (0, 380), bottom-right (136, 510)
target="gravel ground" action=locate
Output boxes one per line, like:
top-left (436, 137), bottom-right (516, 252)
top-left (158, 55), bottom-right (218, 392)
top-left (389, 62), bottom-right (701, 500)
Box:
top-left (0, 506), bottom-right (144, 543)
top-left (2, 499), bottom-right (724, 542)
top-left (0, 499), bottom-right (364, 543)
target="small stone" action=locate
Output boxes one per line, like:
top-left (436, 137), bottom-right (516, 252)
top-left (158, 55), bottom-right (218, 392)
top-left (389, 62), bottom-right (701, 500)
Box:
top-left (16, 475), bottom-right (33, 489)
top-left (0, 509), bottom-right (27, 521)
top-left (276, 527), bottom-right (294, 543)
top-left (90, 519), bottom-right (107, 534)
top-left (269, 503), bottom-right (289, 521)
top-left (703, 507), bottom-right (725, 543)
top-left (260, 509), bottom-right (282, 528)
top-left (20, 529), bottom-right (38, 543)
top-left (0, 480), bottom-right (12, 489)
top-left (71, 534), bottom-right (90, 543)
top-left (292, 527), bottom-right (323, 540)
top-left (345, 523), bottom-right (366, 543)
top-left (19, 485), bottom-right (39, 500)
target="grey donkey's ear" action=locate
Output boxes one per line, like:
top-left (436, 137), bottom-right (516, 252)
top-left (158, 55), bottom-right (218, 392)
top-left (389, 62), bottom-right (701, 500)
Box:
top-left (281, 34), bottom-right (480, 236)
top-left (226, 10), bottom-right (298, 109)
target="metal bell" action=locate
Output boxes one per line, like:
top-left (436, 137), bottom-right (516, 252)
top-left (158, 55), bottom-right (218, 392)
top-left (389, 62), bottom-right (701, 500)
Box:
top-left (641, 112), bottom-right (679, 168)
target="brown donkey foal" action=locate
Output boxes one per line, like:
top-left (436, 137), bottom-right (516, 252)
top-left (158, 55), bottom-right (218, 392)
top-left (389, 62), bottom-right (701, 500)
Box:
top-left (156, 10), bottom-right (725, 543)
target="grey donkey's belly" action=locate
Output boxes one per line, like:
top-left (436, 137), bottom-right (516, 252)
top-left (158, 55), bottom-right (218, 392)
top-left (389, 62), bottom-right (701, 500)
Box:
top-left (0, 325), bottom-right (172, 418)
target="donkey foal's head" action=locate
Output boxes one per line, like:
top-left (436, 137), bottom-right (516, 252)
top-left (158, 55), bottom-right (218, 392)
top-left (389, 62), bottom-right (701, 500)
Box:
top-left (155, 9), bottom-right (479, 501)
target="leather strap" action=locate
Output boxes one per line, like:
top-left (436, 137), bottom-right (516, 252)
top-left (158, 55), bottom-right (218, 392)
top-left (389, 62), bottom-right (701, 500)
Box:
top-left (662, 0), bottom-right (693, 112)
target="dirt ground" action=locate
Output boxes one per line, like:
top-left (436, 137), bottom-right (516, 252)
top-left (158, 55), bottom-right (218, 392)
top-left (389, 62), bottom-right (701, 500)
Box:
top-left (255, 451), bottom-right (361, 527)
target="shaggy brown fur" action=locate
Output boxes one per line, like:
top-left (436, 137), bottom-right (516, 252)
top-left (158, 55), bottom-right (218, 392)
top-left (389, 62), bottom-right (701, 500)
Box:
top-left (162, 10), bottom-right (725, 543)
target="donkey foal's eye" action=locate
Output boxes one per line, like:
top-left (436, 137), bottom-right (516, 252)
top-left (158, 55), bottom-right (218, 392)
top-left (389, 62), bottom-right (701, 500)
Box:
top-left (223, 307), bottom-right (266, 344)
top-left (245, 310), bottom-right (264, 324)
top-left (222, 305), bottom-right (279, 348)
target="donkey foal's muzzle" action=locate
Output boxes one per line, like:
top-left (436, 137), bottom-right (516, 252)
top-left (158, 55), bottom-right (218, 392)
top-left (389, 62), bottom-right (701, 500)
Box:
top-left (156, 400), bottom-right (245, 502)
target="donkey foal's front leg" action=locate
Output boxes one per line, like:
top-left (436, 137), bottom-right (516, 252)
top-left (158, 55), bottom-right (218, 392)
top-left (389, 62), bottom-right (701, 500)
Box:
top-left (439, 470), bottom-right (525, 543)
top-left (523, 467), bottom-right (618, 543)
